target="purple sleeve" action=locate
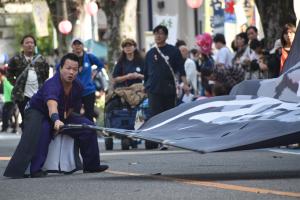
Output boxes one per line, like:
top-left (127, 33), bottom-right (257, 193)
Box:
top-left (42, 81), bottom-right (60, 104)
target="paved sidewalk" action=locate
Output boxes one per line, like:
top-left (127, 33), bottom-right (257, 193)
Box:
top-left (0, 132), bottom-right (21, 140)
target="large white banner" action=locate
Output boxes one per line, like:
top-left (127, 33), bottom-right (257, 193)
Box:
top-left (153, 15), bottom-right (178, 45)
top-left (144, 31), bottom-right (155, 52)
top-left (120, 0), bottom-right (137, 41)
top-left (32, 1), bottom-right (50, 37)
top-left (294, 0), bottom-right (300, 25)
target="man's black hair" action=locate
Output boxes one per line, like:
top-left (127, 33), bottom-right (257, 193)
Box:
top-left (249, 39), bottom-right (261, 50)
top-left (212, 82), bottom-right (230, 96)
top-left (20, 34), bottom-right (36, 46)
top-left (231, 40), bottom-right (237, 52)
top-left (190, 48), bottom-right (198, 55)
top-left (153, 25), bottom-right (168, 35)
top-left (60, 53), bottom-right (80, 69)
top-left (0, 67), bottom-right (6, 75)
top-left (236, 32), bottom-right (249, 45)
top-left (246, 26), bottom-right (258, 34)
top-left (175, 39), bottom-right (186, 48)
top-left (213, 33), bottom-right (226, 45)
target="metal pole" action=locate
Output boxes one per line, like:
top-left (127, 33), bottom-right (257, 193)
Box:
top-left (137, 0), bottom-right (142, 48)
top-left (147, 0), bottom-right (153, 30)
top-left (91, 14), bottom-right (95, 40)
top-left (194, 8), bottom-right (198, 35)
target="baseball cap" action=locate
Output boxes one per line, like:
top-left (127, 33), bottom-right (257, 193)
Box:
top-left (71, 38), bottom-right (84, 45)
top-left (121, 38), bottom-right (136, 48)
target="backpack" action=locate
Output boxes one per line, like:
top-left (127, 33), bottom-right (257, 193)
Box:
top-left (87, 53), bottom-right (109, 91)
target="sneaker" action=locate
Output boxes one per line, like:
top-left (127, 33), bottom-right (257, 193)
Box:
top-left (31, 170), bottom-right (48, 178)
top-left (83, 165), bottom-right (109, 173)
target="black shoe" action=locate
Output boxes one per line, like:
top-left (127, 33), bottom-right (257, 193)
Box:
top-left (83, 165), bottom-right (109, 173)
top-left (1, 128), bottom-right (7, 132)
top-left (160, 145), bottom-right (168, 150)
top-left (31, 170), bottom-right (48, 178)
top-left (11, 129), bottom-right (17, 133)
top-left (23, 174), bottom-right (31, 178)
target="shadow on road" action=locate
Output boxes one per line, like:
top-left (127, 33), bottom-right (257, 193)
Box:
top-left (79, 169), bottom-right (300, 182)
top-left (164, 170), bottom-right (300, 181)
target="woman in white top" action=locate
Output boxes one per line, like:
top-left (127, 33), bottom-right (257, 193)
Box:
top-left (213, 33), bottom-right (233, 69)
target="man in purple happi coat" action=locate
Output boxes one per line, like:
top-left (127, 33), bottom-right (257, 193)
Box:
top-left (4, 53), bottom-right (108, 178)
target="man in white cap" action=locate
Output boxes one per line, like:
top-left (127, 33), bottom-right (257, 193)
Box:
top-left (71, 38), bottom-right (104, 121)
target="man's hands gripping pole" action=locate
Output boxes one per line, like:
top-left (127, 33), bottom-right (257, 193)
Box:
top-left (47, 100), bottom-right (64, 135)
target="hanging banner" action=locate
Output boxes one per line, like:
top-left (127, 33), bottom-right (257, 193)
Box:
top-left (32, 1), bottom-right (50, 37)
top-left (204, 0), bottom-right (213, 33)
top-left (243, 0), bottom-right (255, 26)
top-left (294, 0), bottom-right (300, 25)
top-left (153, 15), bottom-right (178, 45)
top-left (224, 0), bottom-right (236, 23)
top-left (234, 1), bottom-right (247, 28)
top-left (120, 0), bottom-right (137, 41)
top-left (144, 31), bottom-right (155, 52)
top-left (210, 0), bottom-right (225, 34)
top-left (97, 8), bottom-right (107, 30)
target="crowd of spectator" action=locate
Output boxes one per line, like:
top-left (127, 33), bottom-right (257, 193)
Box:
top-left (179, 23), bottom-right (296, 100)
top-left (0, 22), bottom-right (297, 137)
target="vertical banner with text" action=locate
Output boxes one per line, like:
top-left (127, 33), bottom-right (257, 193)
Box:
top-left (32, 1), bottom-right (50, 37)
top-left (210, 0), bottom-right (224, 34)
top-left (153, 15), bottom-right (178, 45)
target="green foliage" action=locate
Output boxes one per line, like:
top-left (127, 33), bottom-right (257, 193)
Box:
top-left (13, 14), bottom-right (54, 55)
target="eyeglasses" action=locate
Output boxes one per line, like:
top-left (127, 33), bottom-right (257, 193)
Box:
top-left (122, 43), bottom-right (134, 47)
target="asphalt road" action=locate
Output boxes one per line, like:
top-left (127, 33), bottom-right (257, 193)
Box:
top-left (0, 133), bottom-right (300, 200)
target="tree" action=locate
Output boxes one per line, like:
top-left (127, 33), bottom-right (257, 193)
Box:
top-left (102, 0), bottom-right (127, 70)
top-left (255, 0), bottom-right (296, 49)
top-left (1, 0), bottom-right (55, 55)
top-left (47, 0), bottom-right (128, 69)
top-left (13, 13), bottom-right (54, 55)
top-left (46, 0), bottom-right (83, 55)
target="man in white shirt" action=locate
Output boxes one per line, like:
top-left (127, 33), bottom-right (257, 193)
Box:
top-left (7, 35), bottom-right (49, 130)
top-left (179, 45), bottom-right (198, 94)
top-left (246, 26), bottom-right (259, 42)
top-left (213, 33), bottom-right (233, 68)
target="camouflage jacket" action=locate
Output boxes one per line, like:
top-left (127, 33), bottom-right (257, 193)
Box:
top-left (7, 52), bottom-right (49, 102)
top-left (105, 83), bottom-right (146, 107)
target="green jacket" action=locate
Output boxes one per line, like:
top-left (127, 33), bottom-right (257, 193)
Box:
top-left (2, 77), bottom-right (13, 103)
